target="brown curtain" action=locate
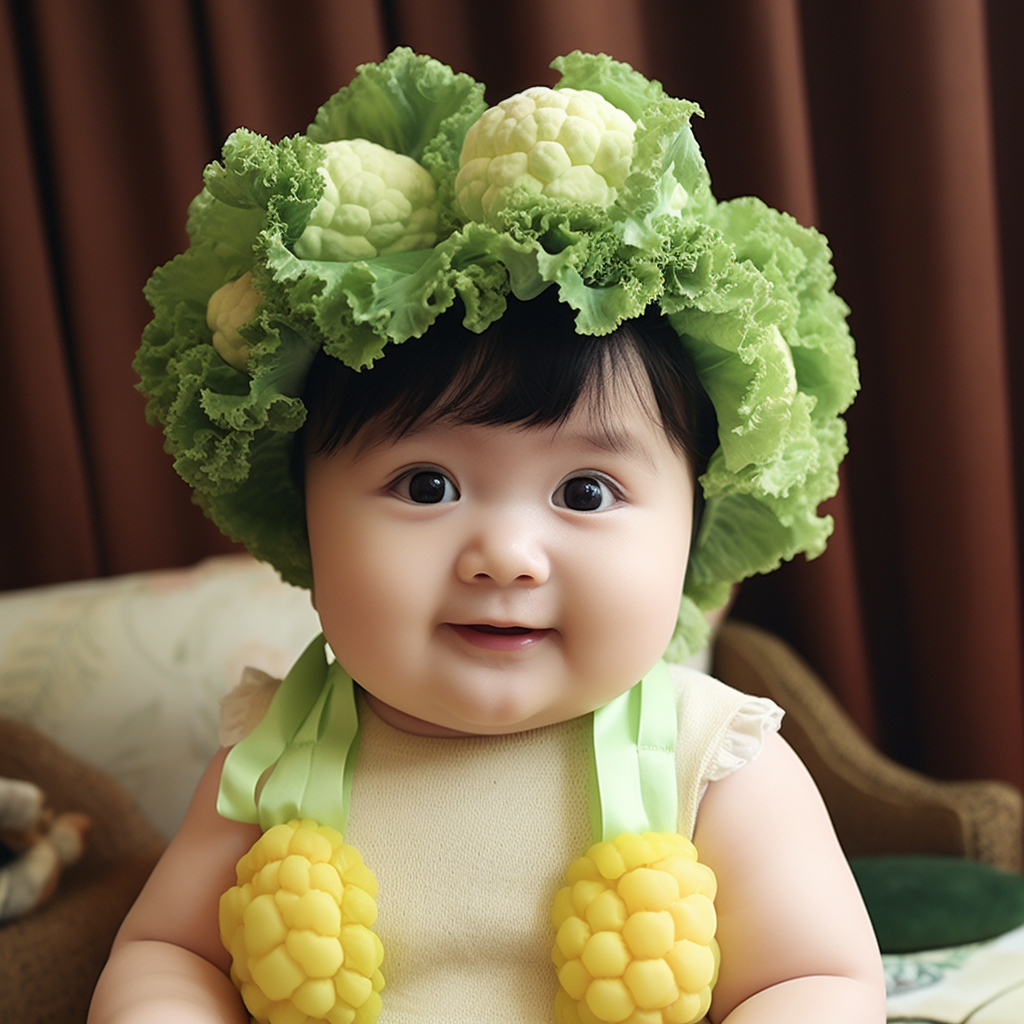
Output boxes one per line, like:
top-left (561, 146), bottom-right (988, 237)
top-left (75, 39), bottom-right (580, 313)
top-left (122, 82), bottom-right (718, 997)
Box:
top-left (4, 0), bottom-right (1023, 797)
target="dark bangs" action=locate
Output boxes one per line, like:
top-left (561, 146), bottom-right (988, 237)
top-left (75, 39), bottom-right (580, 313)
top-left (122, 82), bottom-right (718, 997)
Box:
top-left (299, 289), bottom-right (718, 480)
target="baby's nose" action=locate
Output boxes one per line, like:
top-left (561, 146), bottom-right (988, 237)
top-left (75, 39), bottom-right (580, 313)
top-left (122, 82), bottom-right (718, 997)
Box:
top-left (454, 512), bottom-right (550, 586)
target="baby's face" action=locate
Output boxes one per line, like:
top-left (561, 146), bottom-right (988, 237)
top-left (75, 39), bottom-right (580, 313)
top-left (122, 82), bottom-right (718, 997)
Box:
top-left (305, 372), bottom-right (695, 736)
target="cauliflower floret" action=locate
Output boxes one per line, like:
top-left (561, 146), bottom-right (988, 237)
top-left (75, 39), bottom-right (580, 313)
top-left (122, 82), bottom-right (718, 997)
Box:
top-left (551, 832), bottom-right (719, 1024)
top-left (456, 86), bottom-right (636, 225)
top-left (295, 139), bottom-right (439, 262)
top-left (207, 272), bottom-right (263, 370)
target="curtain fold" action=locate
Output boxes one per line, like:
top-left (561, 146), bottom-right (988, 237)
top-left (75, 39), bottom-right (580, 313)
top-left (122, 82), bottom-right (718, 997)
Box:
top-left (4, 0), bottom-right (1022, 796)
top-left (797, 0), bottom-right (1024, 787)
top-left (1, 7), bottom-right (99, 585)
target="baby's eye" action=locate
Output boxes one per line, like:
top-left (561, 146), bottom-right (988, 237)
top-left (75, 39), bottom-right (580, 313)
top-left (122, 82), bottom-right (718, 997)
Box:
top-left (392, 468), bottom-right (460, 504)
top-left (553, 474), bottom-right (619, 512)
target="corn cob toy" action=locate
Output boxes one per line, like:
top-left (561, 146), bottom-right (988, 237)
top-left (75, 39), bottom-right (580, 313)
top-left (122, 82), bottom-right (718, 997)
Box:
top-left (219, 818), bottom-right (383, 1024)
top-left (218, 640), bottom-right (384, 1024)
top-left (551, 832), bottom-right (718, 1024)
top-left (549, 663), bottom-right (718, 1024)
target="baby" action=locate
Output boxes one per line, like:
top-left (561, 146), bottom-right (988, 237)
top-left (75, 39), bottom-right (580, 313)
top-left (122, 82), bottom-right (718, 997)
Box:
top-left (90, 50), bottom-right (884, 1024)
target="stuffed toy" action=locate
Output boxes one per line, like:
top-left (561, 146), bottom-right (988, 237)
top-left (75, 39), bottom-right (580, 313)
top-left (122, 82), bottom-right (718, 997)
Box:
top-left (0, 775), bottom-right (90, 922)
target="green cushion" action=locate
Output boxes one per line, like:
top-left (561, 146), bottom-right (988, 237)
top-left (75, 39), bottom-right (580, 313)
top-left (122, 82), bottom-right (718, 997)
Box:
top-left (849, 855), bottom-right (1024, 953)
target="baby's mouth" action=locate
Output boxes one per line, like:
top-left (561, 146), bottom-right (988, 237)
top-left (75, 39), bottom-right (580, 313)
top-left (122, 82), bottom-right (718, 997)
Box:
top-left (447, 622), bottom-right (552, 651)
top-left (467, 624), bottom-right (533, 635)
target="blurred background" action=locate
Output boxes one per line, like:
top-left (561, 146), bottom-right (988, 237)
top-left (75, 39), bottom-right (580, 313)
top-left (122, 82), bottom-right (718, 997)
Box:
top-left (2, 0), bottom-right (1022, 796)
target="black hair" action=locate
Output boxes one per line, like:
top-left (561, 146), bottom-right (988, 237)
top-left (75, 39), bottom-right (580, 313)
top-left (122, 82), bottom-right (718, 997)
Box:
top-left (296, 289), bottom-right (718, 516)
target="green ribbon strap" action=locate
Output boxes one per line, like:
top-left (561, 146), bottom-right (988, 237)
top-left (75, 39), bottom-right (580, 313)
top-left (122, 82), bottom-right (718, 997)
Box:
top-left (217, 634), bottom-right (361, 833)
top-left (590, 660), bottom-right (678, 841)
top-left (219, 639), bottom-right (678, 842)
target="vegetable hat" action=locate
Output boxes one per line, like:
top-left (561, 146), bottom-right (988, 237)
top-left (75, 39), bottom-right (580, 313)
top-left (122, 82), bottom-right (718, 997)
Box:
top-left (137, 48), bottom-right (858, 660)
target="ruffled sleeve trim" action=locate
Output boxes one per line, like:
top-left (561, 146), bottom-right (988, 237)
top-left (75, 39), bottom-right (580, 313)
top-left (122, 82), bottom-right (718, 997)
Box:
top-left (703, 693), bottom-right (784, 785)
top-left (219, 666), bottom-right (281, 748)
top-left (668, 662), bottom-right (785, 837)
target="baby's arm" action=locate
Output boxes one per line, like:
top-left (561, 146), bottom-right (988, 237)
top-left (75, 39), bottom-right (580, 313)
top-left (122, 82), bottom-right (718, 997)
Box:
top-left (694, 733), bottom-right (886, 1023)
top-left (88, 749), bottom-right (262, 1024)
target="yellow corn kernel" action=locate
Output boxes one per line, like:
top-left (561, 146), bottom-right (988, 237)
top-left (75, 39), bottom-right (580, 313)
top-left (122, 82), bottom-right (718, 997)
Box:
top-left (309, 861), bottom-right (345, 903)
top-left (582, 931), bottom-right (630, 978)
top-left (557, 915), bottom-right (593, 959)
top-left (341, 884), bottom-right (378, 926)
top-left (669, 894), bottom-right (716, 946)
top-left (292, 978), bottom-right (337, 1018)
top-left (590, 842), bottom-right (627, 880)
top-left (660, 855), bottom-right (716, 901)
top-left (334, 967), bottom-right (373, 1007)
top-left (240, 982), bottom-right (270, 1021)
top-left (285, 929), bottom-right (344, 977)
top-left (555, 987), bottom-right (583, 1023)
top-left (267, 998), bottom-right (307, 1024)
top-left (586, 977), bottom-right (635, 1021)
top-left (260, 823), bottom-right (297, 863)
top-left (618, 868), bottom-right (680, 914)
top-left (559, 957), bottom-right (594, 1001)
top-left (352, 990), bottom-right (383, 1024)
top-left (665, 940), bottom-right (716, 992)
top-left (624, 958), bottom-right (679, 1009)
top-left (614, 833), bottom-right (657, 870)
top-left (242, 895), bottom-right (288, 957)
top-left (289, 888), bottom-right (342, 934)
top-left (340, 923), bottom-right (384, 977)
top-left (664, 990), bottom-right (704, 1024)
top-left (622, 1009), bottom-right (665, 1024)
top-left (279, 854), bottom-right (312, 896)
top-left (552, 885), bottom-right (577, 928)
top-left (572, 879), bottom-right (608, 916)
top-left (325, 1002), bottom-right (357, 1024)
top-left (622, 911), bottom-right (675, 959)
top-left (255, 860), bottom-right (282, 895)
top-left (250, 946), bottom-right (306, 1002)
top-left (567, 853), bottom-right (602, 885)
top-left (341, 861), bottom-right (379, 897)
top-left (585, 889), bottom-right (628, 933)
top-left (289, 826), bottom-right (333, 863)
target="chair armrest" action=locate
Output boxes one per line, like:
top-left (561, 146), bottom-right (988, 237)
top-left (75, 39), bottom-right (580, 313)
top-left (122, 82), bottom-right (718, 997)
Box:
top-left (712, 621), bottom-right (1023, 872)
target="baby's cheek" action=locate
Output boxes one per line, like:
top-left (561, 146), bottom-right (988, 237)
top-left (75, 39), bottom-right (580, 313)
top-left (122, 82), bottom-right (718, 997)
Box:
top-left (603, 575), bottom-right (682, 669)
top-left (567, 589), bottom-right (657, 673)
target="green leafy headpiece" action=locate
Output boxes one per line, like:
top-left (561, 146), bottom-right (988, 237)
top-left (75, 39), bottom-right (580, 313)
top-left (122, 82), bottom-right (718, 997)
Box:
top-left (137, 48), bottom-right (858, 660)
